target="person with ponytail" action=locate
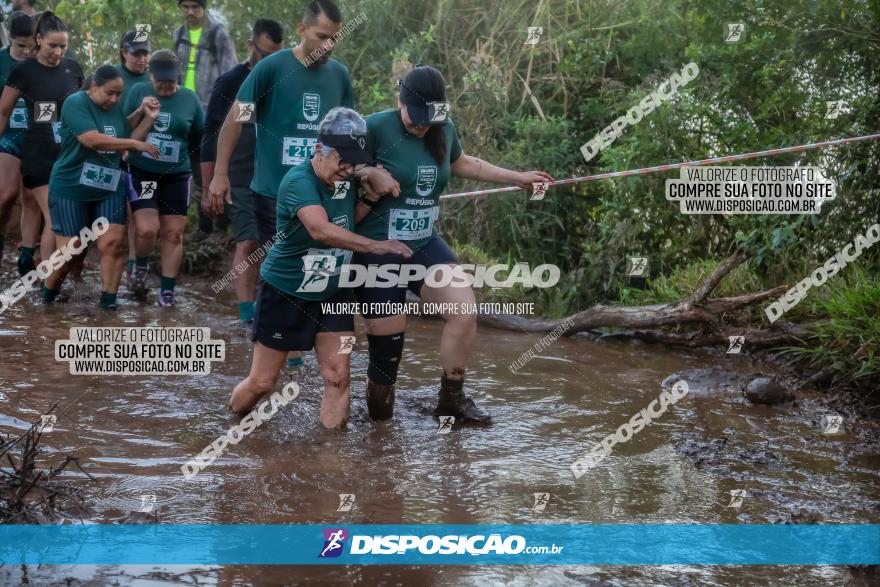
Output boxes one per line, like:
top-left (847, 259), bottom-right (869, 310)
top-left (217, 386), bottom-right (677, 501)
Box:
top-left (0, 11), bottom-right (84, 289)
top-left (353, 65), bottom-right (552, 425)
top-left (40, 65), bottom-right (160, 309)
top-left (0, 11), bottom-right (36, 274)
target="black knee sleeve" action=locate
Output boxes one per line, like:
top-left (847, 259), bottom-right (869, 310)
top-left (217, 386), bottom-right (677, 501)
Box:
top-left (367, 332), bottom-right (405, 385)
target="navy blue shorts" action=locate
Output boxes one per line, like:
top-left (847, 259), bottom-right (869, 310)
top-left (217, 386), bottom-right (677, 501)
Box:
top-left (252, 283), bottom-right (355, 352)
top-left (128, 167), bottom-right (191, 216)
top-left (49, 191), bottom-right (127, 237)
top-left (352, 235), bottom-right (459, 318)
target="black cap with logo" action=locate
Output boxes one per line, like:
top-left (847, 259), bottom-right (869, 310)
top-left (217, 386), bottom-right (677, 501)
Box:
top-left (121, 30), bottom-right (151, 55)
top-left (318, 132), bottom-right (372, 166)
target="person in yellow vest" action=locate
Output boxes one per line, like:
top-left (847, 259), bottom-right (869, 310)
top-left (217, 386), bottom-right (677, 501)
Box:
top-left (172, 0), bottom-right (236, 235)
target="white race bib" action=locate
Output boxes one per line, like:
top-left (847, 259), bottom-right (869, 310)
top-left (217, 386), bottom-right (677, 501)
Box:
top-left (282, 137), bottom-right (317, 166)
top-left (388, 207), bottom-right (439, 240)
top-left (51, 121), bottom-right (62, 144)
top-left (79, 162), bottom-right (121, 192)
top-left (145, 134), bottom-right (181, 164)
top-left (10, 107), bottom-right (27, 129)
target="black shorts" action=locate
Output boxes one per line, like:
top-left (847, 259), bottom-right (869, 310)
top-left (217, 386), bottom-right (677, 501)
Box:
top-left (252, 282), bottom-right (355, 352)
top-left (128, 167), bottom-right (191, 216)
top-left (352, 235), bottom-right (459, 318)
top-left (21, 149), bottom-right (57, 189)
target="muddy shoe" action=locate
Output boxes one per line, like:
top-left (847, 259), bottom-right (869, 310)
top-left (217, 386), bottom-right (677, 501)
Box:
top-left (130, 265), bottom-right (149, 299)
top-left (433, 376), bottom-right (491, 424)
top-left (17, 249), bottom-right (36, 276)
top-left (158, 290), bottom-right (175, 307)
top-left (366, 379), bottom-right (395, 420)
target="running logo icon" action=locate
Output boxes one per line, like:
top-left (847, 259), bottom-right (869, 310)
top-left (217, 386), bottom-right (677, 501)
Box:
top-left (139, 494), bottom-right (156, 513)
top-left (437, 416), bottom-right (455, 434)
top-left (133, 24), bottom-right (151, 42)
top-left (525, 27), bottom-right (544, 45)
top-left (319, 528), bottom-right (348, 558)
top-left (629, 257), bottom-right (648, 276)
top-left (826, 100), bottom-right (844, 120)
top-left (337, 494), bottom-right (355, 512)
top-left (297, 254), bottom-right (337, 293)
top-left (333, 181), bottom-right (350, 199)
top-left (153, 112), bottom-right (171, 132)
top-left (35, 102), bottom-right (56, 123)
top-left (337, 336), bottom-right (355, 355)
top-left (236, 102), bottom-right (256, 122)
top-left (724, 23), bottom-right (746, 43)
top-left (140, 181), bottom-right (157, 200)
top-left (303, 93), bottom-right (321, 122)
top-left (416, 166), bottom-right (438, 197)
top-left (532, 492), bottom-right (550, 512)
top-left (727, 335), bottom-right (745, 354)
top-left (726, 489), bottom-right (746, 508)
top-left (37, 414), bottom-right (56, 433)
top-left (530, 182), bottom-right (549, 201)
top-left (428, 102), bottom-right (450, 123)
top-left (821, 414), bottom-right (844, 435)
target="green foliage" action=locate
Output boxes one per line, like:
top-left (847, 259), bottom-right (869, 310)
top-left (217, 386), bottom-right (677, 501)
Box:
top-left (779, 271), bottom-right (880, 388)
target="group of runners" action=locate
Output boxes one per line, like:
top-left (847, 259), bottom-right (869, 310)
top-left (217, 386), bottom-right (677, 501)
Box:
top-left (0, 0), bottom-right (551, 429)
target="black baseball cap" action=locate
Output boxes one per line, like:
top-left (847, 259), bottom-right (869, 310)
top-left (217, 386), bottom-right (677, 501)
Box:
top-left (318, 132), bottom-right (371, 166)
top-left (149, 49), bottom-right (179, 82)
top-left (398, 76), bottom-right (450, 126)
top-left (121, 30), bottom-right (151, 54)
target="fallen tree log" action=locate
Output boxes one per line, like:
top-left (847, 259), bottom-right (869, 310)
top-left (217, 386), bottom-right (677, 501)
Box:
top-left (410, 251), bottom-right (815, 348)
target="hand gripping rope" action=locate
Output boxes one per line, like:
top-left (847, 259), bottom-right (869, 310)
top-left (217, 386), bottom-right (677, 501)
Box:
top-left (439, 133), bottom-right (880, 200)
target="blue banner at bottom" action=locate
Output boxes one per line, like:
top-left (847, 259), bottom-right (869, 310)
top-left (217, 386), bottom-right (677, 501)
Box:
top-left (0, 524), bottom-right (877, 565)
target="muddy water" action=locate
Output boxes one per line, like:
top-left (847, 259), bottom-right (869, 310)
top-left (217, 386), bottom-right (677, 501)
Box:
top-left (1, 263), bottom-right (878, 586)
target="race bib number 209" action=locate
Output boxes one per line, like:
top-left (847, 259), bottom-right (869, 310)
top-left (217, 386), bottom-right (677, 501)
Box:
top-left (388, 206), bottom-right (439, 240)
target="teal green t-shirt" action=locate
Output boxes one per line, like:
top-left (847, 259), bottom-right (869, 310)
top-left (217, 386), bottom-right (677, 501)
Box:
top-left (48, 91), bottom-right (130, 202)
top-left (0, 47), bottom-right (28, 143)
top-left (355, 109), bottom-right (463, 251)
top-left (236, 50), bottom-right (354, 198)
top-left (260, 159), bottom-right (358, 301)
top-left (124, 83), bottom-right (204, 174)
top-left (115, 65), bottom-right (149, 105)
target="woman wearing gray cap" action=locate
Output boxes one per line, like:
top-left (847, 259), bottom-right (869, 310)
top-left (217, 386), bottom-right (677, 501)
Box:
top-left (354, 65), bottom-right (552, 426)
top-left (124, 49), bottom-right (205, 307)
top-left (228, 107), bottom-right (412, 430)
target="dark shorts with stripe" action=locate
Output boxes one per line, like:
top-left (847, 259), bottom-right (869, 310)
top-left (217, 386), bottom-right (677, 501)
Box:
top-left (352, 235), bottom-right (459, 318)
top-left (128, 167), bottom-right (191, 216)
top-left (49, 191), bottom-right (127, 237)
top-left (252, 282), bottom-right (355, 352)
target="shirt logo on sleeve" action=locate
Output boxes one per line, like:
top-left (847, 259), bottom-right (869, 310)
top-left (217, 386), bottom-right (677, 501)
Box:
top-left (153, 111), bottom-right (171, 132)
top-left (302, 93), bottom-right (320, 122)
top-left (416, 165), bottom-right (438, 197)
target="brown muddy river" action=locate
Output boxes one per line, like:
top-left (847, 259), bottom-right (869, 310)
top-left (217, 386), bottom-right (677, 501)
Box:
top-left (1, 262), bottom-right (878, 585)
